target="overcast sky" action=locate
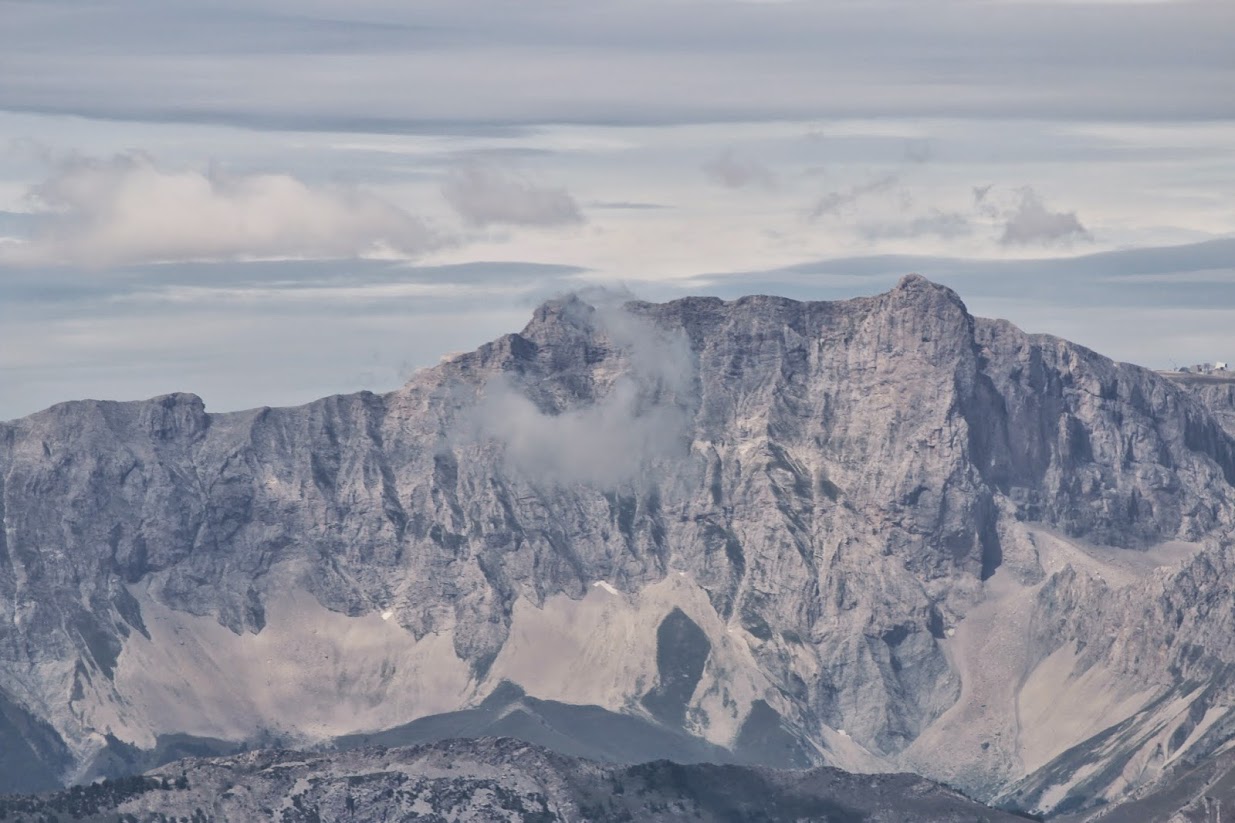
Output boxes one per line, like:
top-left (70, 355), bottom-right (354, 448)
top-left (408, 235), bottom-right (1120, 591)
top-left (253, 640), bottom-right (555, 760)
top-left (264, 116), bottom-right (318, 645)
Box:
top-left (1, 0), bottom-right (1233, 420)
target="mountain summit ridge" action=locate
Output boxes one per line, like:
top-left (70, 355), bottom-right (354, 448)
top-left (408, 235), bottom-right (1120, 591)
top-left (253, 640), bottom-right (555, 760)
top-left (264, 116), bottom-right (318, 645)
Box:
top-left (2, 277), bottom-right (1234, 817)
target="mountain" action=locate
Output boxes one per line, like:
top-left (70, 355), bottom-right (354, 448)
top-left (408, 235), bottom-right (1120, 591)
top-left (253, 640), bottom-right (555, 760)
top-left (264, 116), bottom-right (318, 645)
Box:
top-left (2, 275), bottom-right (1234, 817)
top-left (0, 737), bottom-right (1036, 822)
top-left (1166, 370), bottom-right (1235, 440)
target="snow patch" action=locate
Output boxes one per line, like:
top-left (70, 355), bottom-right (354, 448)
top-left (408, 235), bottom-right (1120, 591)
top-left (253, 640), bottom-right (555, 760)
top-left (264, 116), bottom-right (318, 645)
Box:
top-left (592, 581), bottom-right (620, 596)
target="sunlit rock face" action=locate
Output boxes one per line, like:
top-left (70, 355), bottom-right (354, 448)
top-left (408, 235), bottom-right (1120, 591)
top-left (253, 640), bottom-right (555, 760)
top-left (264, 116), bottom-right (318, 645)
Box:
top-left (2, 276), bottom-right (1234, 816)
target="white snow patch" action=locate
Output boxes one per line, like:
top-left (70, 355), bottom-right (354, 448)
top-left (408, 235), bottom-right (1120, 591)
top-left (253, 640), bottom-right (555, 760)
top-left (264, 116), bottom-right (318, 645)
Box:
top-left (592, 580), bottom-right (620, 596)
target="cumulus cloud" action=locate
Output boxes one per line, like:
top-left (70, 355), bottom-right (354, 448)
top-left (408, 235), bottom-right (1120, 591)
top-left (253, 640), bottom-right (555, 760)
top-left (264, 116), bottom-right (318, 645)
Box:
top-left (702, 150), bottom-right (776, 189)
top-left (468, 297), bottom-right (696, 488)
top-left (3, 153), bottom-right (435, 267)
top-left (442, 163), bottom-right (584, 228)
top-left (999, 186), bottom-right (1091, 246)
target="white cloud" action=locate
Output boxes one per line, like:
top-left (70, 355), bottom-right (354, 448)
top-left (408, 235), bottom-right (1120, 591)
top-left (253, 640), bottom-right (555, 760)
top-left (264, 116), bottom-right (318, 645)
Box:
top-left (999, 187), bottom-right (1090, 246)
top-left (442, 163), bottom-right (583, 228)
top-left (466, 298), bottom-right (696, 489)
top-left (473, 375), bottom-right (690, 489)
top-left (4, 152), bottom-right (435, 266)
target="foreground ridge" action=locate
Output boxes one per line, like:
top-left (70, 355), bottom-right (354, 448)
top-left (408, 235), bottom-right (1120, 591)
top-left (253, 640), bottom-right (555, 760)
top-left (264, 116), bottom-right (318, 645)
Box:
top-left (0, 737), bottom-right (1038, 822)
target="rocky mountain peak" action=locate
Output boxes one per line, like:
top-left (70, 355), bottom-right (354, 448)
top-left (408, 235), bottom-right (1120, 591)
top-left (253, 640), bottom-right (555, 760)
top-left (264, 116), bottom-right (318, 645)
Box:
top-left (894, 271), bottom-right (958, 296)
top-left (2, 277), bottom-right (1235, 819)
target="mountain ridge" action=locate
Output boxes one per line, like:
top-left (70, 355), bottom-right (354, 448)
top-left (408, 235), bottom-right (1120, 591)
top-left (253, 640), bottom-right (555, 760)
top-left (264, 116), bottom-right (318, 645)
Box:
top-left (2, 275), bottom-right (1234, 817)
top-left (0, 736), bottom-right (1042, 822)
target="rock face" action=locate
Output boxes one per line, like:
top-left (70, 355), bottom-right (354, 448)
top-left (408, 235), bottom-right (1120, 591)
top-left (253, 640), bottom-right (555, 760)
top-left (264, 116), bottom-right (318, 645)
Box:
top-left (0, 737), bottom-right (1036, 822)
top-left (1, 276), bottom-right (1234, 816)
top-left (1166, 371), bottom-right (1235, 440)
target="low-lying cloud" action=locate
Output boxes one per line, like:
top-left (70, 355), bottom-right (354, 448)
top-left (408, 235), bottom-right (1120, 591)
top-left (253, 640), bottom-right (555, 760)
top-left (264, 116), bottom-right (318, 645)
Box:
top-left (4, 153), bottom-right (435, 267)
top-left (474, 376), bottom-right (689, 489)
top-left (467, 297), bottom-right (696, 489)
top-left (442, 163), bottom-right (584, 228)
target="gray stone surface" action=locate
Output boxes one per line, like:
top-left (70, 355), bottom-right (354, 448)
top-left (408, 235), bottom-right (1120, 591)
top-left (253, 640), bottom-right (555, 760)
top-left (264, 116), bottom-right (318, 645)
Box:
top-left (2, 275), bottom-right (1234, 814)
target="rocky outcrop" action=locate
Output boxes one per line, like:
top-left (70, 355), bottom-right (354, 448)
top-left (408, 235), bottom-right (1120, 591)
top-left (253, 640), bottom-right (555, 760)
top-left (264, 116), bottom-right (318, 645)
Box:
top-left (1, 276), bottom-right (1234, 815)
top-left (1166, 371), bottom-right (1235, 440)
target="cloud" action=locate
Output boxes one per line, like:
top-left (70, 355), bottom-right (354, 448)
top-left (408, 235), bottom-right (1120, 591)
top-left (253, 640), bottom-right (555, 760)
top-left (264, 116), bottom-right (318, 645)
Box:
top-left (702, 150), bottom-right (776, 189)
top-left (859, 210), bottom-right (973, 240)
top-left (903, 140), bottom-right (933, 164)
top-left (999, 187), bottom-right (1091, 246)
top-left (467, 296), bottom-right (696, 488)
top-left (442, 163), bottom-right (584, 228)
top-left (588, 201), bottom-right (668, 211)
top-left (3, 153), bottom-right (434, 266)
top-left (473, 376), bottom-right (689, 489)
top-left (2, 2), bottom-right (1231, 131)
top-left (808, 174), bottom-right (900, 219)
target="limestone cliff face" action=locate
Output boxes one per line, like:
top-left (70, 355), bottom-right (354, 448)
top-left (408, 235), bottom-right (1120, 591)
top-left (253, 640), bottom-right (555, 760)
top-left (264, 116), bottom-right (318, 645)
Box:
top-left (1, 276), bottom-right (1233, 814)
top-left (1169, 373), bottom-right (1235, 440)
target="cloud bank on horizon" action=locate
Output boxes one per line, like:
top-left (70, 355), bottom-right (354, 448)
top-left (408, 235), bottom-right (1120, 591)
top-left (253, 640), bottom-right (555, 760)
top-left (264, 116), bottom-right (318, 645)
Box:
top-left (4, 152), bottom-right (437, 266)
top-left (0, 0), bottom-right (1232, 419)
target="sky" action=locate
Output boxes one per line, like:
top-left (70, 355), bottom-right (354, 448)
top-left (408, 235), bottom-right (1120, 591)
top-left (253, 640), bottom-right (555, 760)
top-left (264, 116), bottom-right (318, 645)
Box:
top-left (1, 0), bottom-right (1233, 420)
